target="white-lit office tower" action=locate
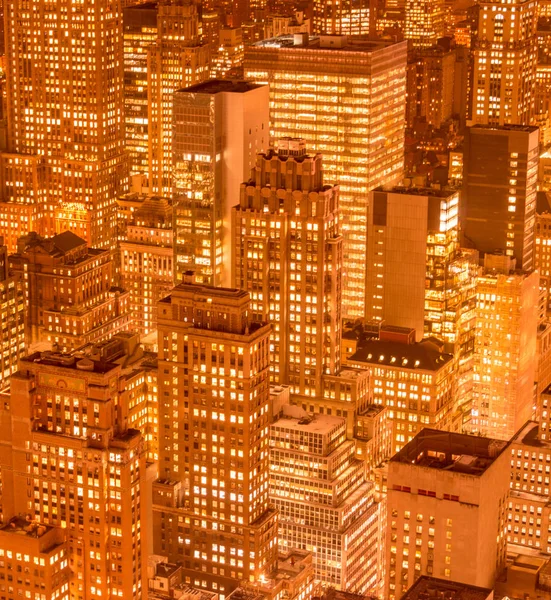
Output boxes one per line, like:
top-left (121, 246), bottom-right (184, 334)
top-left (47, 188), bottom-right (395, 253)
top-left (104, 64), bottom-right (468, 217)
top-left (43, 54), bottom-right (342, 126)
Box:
top-left (245, 35), bottom-right (407, 318)
top-left (471, 254), bottom-right (539, 440)
top-left (2, 0), bottom-right (128, 248)
top-left (270, 407), bottom-right (379, 592)
top-left (148, 0), bottom-right (210, 195)
top-left (404, 0), bottom-right (445, 48)
top-left (173, 80), bottom-right (269, 287)
top-left (470, 0), bottom-right (537, 126)
top-left (232, 139), bottom-right (341, 397)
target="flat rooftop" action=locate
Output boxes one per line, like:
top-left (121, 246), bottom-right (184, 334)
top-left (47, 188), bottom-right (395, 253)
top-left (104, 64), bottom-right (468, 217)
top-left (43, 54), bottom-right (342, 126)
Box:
top-left (1, 517), bottom-right (54, 538)
top-left (349, 339), bottom-right (453, 372)
top-left (178, 79), bottom-right (264, 95)
top-left (402, 576), bottom-right (493, 600)
top-left (253, 34), bottom-right (401, 53)
top-left (391, 428), bottom-right (509, 476)
top-left (161, 282), bottom-right (250, 301)
top-left (470, 123), bottom-right (539, 134)
top-left (22, 352), bottom-right (118, 375)
top-left (373, 185), bottom-right (458, 199)
top-left (510, 421), bottom-right (551, 449)
top-left (272, 413), bottom-right (344, 436)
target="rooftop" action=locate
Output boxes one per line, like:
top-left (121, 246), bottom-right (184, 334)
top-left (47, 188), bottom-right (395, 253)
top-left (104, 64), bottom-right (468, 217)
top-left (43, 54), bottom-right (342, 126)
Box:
top-left (470, 123), bottom-right (539, 134)
top-left (22, 351), bottom-right (118, 375)
top-left (0, 517), bottom-right (54, 539)
top-left (401, 576), bottom-right (493, 600)
top-left (272, 412), bottom-right (344, 436)
top-left (178, 79), bottom-right (264, 95)
top-left (391, 429), bottom-right (509, 476)
top-left (349, 339), bottom-right (453, 372)
top-left (510, 420), bottom-right (551, 449)
top-left (253, 33), bottom-right (401, 53)
top-left (373, 185), bottom-right (458, 199)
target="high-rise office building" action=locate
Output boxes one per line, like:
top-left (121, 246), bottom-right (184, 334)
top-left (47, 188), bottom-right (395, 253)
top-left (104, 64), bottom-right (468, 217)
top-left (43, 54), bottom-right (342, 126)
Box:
top-left (0, 349), bottom-right (148, 599)
top-left (152, 283), bottom-right (278, 594)
top-left (312, 0), bottom-right (371, 36)
top-left (347, 327), bottom-right (456, 454)
top-left (245, 34), bottom-right (407, 319)
top-left (2, 0), bottom-right (128, 247)
top-left (385, 429), bottom-right (510, 599)
top-left (366, 187), bottom-right (468, 340)
top-left (470, 0), bottom-right (537, 126)
top-left (123, 1), bottom-right (158, 180)
top-left (173, 80), bottom-right (269, 286)
top-left (119, 195), bottom-right (173, 337)
top-left (148, 0), bottom-right (210, 195)
top-left (270, 405), bottom-right (380, 592)
top-left (10, 231), bottom-right (131, 352)
top-left (463, 125), bottom-right (539, 271)
top-left (0, 239), bottom-right (25, 390)
top-left (471, 254), bottom-right (539, 440)
top-left (232, 139), bottom-right (341, 396)
top-left (404, 0), bottom-right (445, 48)
top-left (211, 27), bottom-right (245, 79)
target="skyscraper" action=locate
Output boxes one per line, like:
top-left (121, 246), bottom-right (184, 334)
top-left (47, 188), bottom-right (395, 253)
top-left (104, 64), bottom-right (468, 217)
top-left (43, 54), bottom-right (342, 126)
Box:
top-left (152, 282), bottom-right (278, 593)
top-left (173, 80), bottom-right (269, 286)
top-left (232, 139), bottom-right (341, 396)
top-left (385, 429), bottom-right (510, 599)
top-left (470, 0), bottom-right (537, 126)
top-left (366, 187), bottom-right (462, 340)
top-left (404, 0), bottom-right (445, 48)
top-left (0, 349), bottom-right (148, 599)
top-left (3, 0), bottom-right (128, 247)
top-left (0, 239), bottom-right (25, 390)
top-left (123, 1), bottom-right (159, 180)
top-left (244, 34), bottom-right (407, 319)
top-left (148, 0), bottom-right (210, 195)
top-left (471, 254), bottom-right (539, 440)
top-left (462, 125), bottom-right (539, 270)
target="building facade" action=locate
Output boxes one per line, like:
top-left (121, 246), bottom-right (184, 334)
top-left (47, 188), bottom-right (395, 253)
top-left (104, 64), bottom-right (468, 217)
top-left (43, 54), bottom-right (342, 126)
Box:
top-left (152, 283), bottom-right (278, 594)
top-left (173, 80), bottom-right (269, 287)
top-left (147, 0), bottom-right (210, 195)
top-left (471, 255), bottom-right (539, 440)
top-left (0, 350), bottom-right (147, 599)
top-left (0, 240), bottom-right (25, 389)
top-left (385, 430), bottom-right (510, 599)
top-left (462, 125), bottom-right (539, 271)
top-left (244, 34), bottom-right (407, 319)
top-left (232, 140), bottom-right (341, 397)
top-left (119, 195), bottom-right (174, 337)
top-left (470, 0), bottom-right (537, 126)
top-left (270, 406), bottom-right (380, 593)
top-left (10, 231), bottom-right (131, 352)
top-left (3, 0), bottom-right (128, 247)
